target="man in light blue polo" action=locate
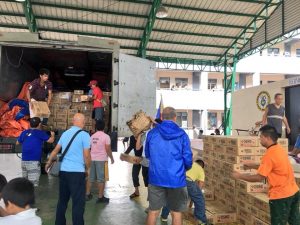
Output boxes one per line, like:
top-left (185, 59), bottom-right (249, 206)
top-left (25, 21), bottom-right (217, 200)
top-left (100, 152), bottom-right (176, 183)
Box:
top-left (46, 113), bottom-right (91, 225)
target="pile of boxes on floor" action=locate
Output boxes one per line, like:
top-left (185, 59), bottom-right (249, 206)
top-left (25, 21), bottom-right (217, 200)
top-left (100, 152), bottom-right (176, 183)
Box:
top-left (202, 136), bottom-right (289, 225)
top-left (47, 90), bottom-right (110, 131)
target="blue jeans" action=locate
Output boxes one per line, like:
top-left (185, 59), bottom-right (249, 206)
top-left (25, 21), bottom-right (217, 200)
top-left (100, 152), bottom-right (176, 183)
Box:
top-left (55, 172), bottom-right (86, 225)
top-left (161, 180), bottom-right (207, 223)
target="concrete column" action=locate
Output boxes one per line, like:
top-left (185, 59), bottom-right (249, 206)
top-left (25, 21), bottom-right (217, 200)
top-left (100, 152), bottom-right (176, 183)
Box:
top-left (253, 72), bottom-right (261, 87)
top-left (200, 72), bottom-right (208, 90)
top-left (202, 109), bottom-right (208, 134)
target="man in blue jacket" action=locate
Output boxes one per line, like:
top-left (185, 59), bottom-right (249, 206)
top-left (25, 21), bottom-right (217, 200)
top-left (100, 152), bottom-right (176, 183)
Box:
top-left (145, 107), bottom-right (193, 225)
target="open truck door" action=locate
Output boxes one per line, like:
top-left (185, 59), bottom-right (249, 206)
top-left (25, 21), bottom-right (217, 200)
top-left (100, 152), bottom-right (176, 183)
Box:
top-left (113, 53), bottom-right (156, 138)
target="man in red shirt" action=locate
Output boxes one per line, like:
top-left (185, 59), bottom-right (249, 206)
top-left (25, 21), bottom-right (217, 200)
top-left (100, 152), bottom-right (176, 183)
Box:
top-left (89, 80), bottom-right (104, 122)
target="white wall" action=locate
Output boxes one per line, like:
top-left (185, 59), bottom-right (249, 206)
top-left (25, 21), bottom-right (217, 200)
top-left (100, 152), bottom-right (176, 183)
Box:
top-left (156, 89), bottom-right (224, 110)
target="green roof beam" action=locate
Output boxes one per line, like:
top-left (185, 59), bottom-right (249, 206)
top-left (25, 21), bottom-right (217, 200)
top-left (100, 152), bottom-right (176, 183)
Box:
top-left (137, 0), bottom-right (161, 58)
top-left (232, 0), bottom-right (269, 3)
top-left (118, 0), bottom-right (265, 18)
top-left (0, 12), bottom-right (244, 40)
top-left (219, 0), bottom-right (282, 62)
top-left (22, 0), bottom-right (37, 32)
top-left (6, 1), bottom-right (253, 30)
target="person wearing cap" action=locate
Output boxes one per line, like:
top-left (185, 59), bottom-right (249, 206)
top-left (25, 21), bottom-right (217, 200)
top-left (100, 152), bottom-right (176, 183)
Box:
top-left (89, 80), bottom-right (104, 122)
top-left (16, 117), bottom-right (55, 187)
top-left (27, 68), bottom-right (53, 125)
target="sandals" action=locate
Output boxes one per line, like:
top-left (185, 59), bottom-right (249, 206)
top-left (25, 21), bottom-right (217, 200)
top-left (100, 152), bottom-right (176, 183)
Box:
top-left (130, 192), bottom-right (140, 199)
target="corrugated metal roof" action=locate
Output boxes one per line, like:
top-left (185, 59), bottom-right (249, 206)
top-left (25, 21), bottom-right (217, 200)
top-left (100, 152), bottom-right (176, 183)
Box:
top-left (0, 0), bottom-right (283, 65)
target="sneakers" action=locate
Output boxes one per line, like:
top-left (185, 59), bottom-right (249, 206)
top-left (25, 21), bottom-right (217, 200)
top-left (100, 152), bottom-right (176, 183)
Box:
top-left (96, 196), bottom-right (110, 203)
top-left (85, 193), bottom-right (93, 201)
top-left (160, 216), bottom-right (168, 222)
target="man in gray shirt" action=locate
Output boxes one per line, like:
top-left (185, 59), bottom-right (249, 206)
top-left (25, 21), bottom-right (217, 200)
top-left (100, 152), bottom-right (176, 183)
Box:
top-left (262, 93), bottom-right (291, 137)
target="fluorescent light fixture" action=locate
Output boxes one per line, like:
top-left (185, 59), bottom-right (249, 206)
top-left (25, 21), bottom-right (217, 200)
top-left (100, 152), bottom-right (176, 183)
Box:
top-left (156, 6), bottom-right (168, 18)
top-left (15, 0), bottom-right (26, 2)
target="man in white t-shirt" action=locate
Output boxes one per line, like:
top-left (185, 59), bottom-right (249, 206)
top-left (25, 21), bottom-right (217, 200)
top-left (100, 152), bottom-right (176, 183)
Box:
top-left (86, 120), bottom-right (114, 203)
top-left (0, 178), bottom-right (41, 225)
top-left (0, 174), bottom-right (7, 217)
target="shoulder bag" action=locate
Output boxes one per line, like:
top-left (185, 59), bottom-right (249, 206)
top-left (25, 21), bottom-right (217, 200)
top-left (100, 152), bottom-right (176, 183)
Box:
top-left (49, 130), bottom-right (83, 177)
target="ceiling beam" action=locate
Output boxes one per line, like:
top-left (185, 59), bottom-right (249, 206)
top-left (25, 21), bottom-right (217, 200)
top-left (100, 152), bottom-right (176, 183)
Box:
top-left (220, 0), bottom-right (282, 62)
top-left (232, 0), bottom-right (269, 4)
top-left (137, 0), bottom-right (161, 58)
top-left (0, 12), bottom-right (245, 40)
top-left (3, 0), bottom-right (251, 30)
top-left (118, 0), bottom-right (264, 18)
top-left (22, 0), bottom-right (37, 32)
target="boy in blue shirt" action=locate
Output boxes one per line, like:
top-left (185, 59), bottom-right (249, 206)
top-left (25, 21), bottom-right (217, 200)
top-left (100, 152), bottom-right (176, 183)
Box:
top-left (17, 117), bottom-right (54, 187)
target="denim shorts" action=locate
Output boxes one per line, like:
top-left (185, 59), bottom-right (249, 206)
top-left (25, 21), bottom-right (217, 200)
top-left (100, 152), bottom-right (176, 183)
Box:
top-left (89, 161), bottom-right (105, 182)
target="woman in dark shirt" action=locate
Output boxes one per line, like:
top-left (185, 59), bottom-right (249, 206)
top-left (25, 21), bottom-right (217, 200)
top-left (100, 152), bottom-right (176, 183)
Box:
top-left (124, 135), bottom-right (148, 198)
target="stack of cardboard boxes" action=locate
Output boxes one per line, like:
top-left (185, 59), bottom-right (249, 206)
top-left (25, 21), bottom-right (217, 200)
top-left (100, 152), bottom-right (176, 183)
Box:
top-left (203, 136), bottom-right (289, 225)
top-left (48, 90), bottom-right (110, 131)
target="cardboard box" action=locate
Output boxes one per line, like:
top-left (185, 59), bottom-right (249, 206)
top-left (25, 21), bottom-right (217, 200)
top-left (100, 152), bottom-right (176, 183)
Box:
top-left (204, 190), bottom-right (214, 201)
top-left (214, 144), bottom-right (226, 153)
top-left (237, 180), bottom-right (268, 193)
top-left (226, 146), bottom-right (266, 156)
top-left (80, 95), bottom-right (89, 102)
top-left (56, 122), bottom-right (67, 130)
top-left (55, 118), bottom-right (67, 123)
top-left (277, 138), bottom-right (289, 146)
top-left (206, 202), bottom-right (237, 224)
top-left (204, 142), bottom-right (213, 151)
top-left (29, 101), bottom-right (51, 118)
top-left (56, 114), bottom-right (68, 120)
top-left (226, 155), bottom-right (259, 164)
top-left (56, 109), bottom-right (68, 115)
top-left (252, 217), bottom-right (270, 225)
top-left (72, 94), bottom-right (82, 103)
top-left (249, 193), bottom-right (270, 212)
top-left (227, 136), bottom-right (259, 147)
top-left (58, 92), bottom-right (72, 100)
top-left (74, 90), bottom-right (84, 95)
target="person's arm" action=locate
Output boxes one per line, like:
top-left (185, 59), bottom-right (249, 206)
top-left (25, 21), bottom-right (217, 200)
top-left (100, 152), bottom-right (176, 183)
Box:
top-left (105, 144), bottom-right (114, 164)
top-left (45, 144), bottom-right (62, 171)
top-left (198, 181), bottom-right (205, 189)
top-left (124, 136), bottom-right (134, 154)
top-left (262, 107), bottom-right (269, 125)
top-left (83, 148), bottom-right (91, 172)
top-left (26, 89), bottom-right (31, 102)
top-left (182, 134), bottom-right (193, 170)
top-left (136, 133), bottom-right (143, 150)
top-left (283, 116), bottom-right (291, 134)
top-left (46, 131), bottom-right (55, 143)
top-left (0, 206), bottom-right (8, 217)
top-left (47, 90), bottom-right (52, 105)
top-left (244, 162), bottom-right (260, 170)
top-left (232, 172), bottom-right (265, 182)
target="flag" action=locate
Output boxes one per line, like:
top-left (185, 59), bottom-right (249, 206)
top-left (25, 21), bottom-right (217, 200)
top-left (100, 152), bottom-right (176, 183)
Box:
top-left (156, 94), bottom-right (164, 119)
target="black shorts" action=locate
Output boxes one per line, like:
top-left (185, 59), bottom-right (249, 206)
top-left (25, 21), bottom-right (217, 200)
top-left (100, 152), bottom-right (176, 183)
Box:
top-left (148, 184), bottom-right (188, 212)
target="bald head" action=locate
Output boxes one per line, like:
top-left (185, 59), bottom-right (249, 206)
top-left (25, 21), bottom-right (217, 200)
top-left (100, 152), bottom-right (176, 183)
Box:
top-left (73, 113), bottom-right (85, 128)
top-left (162, 107), bottom-right (176, 121)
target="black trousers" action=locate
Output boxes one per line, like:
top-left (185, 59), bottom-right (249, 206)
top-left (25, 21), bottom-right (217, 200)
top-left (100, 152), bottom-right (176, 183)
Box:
top-left (132, 164), bottom-right (149, 188)
top-left (55, 171), bottom-right (86, 225)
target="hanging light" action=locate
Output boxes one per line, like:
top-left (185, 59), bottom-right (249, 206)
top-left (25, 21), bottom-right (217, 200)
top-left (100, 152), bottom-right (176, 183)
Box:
top-left (156, 5), bottom-right (168, 18)
top-left (15, 0), bottom-right (26, 2)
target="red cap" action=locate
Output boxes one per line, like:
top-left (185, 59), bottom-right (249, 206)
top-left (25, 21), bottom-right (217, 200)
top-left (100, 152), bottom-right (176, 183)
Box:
top-left (89, 80), bottom-right (98, 86)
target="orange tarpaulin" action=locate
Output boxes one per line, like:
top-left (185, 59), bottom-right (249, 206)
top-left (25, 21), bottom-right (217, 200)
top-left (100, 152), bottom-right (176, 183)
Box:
top-left (0, 83), bottom-right (30, 137)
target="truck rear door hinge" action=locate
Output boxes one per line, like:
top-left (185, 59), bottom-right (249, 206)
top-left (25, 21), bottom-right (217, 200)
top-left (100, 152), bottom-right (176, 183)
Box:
top-left (113, 80), bottom-right (119, 86)
top-left (114, 58), bottom-right (119, 63)
top-left (113, 103), bottom-right (118, 108)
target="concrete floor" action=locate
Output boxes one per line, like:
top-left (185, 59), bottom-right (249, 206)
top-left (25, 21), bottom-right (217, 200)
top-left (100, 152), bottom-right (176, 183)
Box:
top-left (1, 143), bottom-right (195, 225)
top-left (35, 151), bottom-right (153, 225)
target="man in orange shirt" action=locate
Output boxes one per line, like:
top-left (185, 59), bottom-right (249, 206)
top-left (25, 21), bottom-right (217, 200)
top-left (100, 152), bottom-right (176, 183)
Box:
top-left (89, 80), bottom-right (104, 122)
top-left (232, 125), bottom-right (300, 225)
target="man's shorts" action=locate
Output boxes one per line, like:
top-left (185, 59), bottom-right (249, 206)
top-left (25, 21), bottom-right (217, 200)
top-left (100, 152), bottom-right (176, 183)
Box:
top-left (22, 161), bottom-right (41, 187)
top-left (90, 161), bottom-right (105, 183)
top-left (148, 184), bottom-right (188, 212)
